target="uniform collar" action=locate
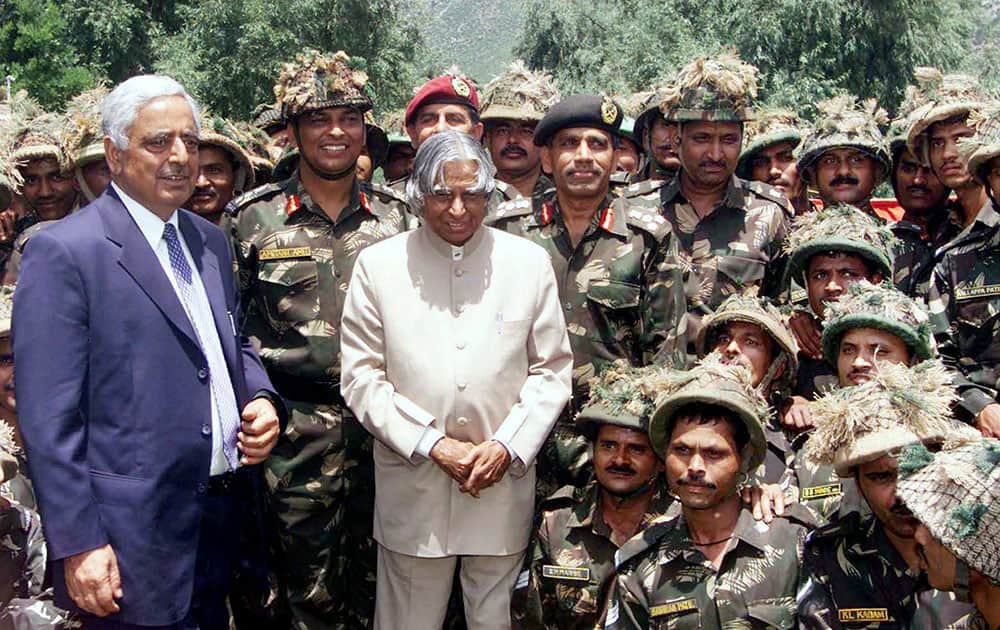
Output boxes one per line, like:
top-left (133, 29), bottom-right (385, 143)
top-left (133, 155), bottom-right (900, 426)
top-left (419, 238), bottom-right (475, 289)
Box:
top-left (420, 222), bottom-right (487, 261)
top-left (536, 192), bottom-right (630, 238)
top-left (662, 174), bottom-right (746, 213)
top-left (285, 171), bottom-right (369, 223)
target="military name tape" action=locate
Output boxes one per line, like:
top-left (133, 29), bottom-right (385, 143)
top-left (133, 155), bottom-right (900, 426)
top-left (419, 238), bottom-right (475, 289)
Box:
top-left (954, 284), bottom-right (1000, 301)
top-left (650, 598), bottom-right (698, 617)
top-left (838, 608), bottom-right (890, 622)
top-left (541, 565), bottom-right (590, 581)
top-left (801, 483), bottom-right (843, 500)
top-left (259, 246), bottom-right (313, 261)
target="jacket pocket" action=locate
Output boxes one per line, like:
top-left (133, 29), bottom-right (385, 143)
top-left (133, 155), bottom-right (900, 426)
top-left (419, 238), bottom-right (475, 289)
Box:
top-left (257, 260), bottom-right (320, 324)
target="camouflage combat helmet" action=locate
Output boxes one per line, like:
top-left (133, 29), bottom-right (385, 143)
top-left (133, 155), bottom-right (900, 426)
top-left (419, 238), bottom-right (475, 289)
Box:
top-left (479, 60), bottom-right (560, 123)
top-left (905, 67), bottom-right (993, 159)
top-left (274, 50), bottom-right (373, 120)
top-left (11, 110), bottom-right (65, 169)
top-left (696, 290), bottom-right (800, 394)
top-left (647, 354), bottom-right (769, 472)
top-left (61, 85), bottom-right (107, 171)
top-left (958, 105), bottom-right (1000, 188)
top-left (199, 111), bottom-right (256, 193)
top-left (575, 361), bottom-right (667, 439)
top-left (735, 108), bottom-right (803, 179)
top-left (250, 103), bottom-right (285, 133)
top-left (0, 95), bottom-right (33, 209)
top-left (234, 120), bottom-right (275, 181)
top-left (783, 202), bottom-right (896, 288)
top-left (632, 80), bottom-right (673, 146)
top-left (897, 438), bottom-right (1000, 584)
top-left (379, 109), bottom-right (411, 148)
top-left (0, 419), bottom-right (18, 484)
top-left (887, 77), bottom-right (929, 158)
top-left (821, 280), bottom-right (935, 365)
top-left (660, 52), bottom-right (758, 123)
top-left (797, 95), bottom-right (891, 184)
top-left (804, 360), bottom-right (977, 476)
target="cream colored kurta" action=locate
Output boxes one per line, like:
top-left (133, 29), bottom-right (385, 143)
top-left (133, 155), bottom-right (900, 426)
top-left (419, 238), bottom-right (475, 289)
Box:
top-left (341, 225), bottom-right (573, 557)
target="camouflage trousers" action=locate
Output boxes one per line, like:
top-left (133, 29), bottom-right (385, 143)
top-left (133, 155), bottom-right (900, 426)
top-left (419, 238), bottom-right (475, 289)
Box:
top-left (535, 413), bottom-right (593, 505)
top-left (262, 399), bottom-right (377, 630)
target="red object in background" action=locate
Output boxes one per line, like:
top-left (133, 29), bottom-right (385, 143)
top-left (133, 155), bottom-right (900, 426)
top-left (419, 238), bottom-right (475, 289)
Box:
top-left (809, 198), bottom-right (904, 222)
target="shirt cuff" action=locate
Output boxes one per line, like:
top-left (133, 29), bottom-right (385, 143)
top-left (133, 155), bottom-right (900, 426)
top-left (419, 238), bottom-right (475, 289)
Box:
top-left (414, 426), bottom-right (446, 459)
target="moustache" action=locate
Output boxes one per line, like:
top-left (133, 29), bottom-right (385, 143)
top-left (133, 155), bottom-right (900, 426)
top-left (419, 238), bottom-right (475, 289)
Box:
top-left (699, 160), bottom-right (727, 170)
top-left (500, 144), bottom-right (527, 158)
top-left (606, 466), bottom-right (636, 475)
top-left (906, 185), bottom-right (931, 195)
top-left (159, 166), bottom-right (190, 178)
top-left (890, 502), bottom-right (914, 518)
top-left (192, 186), bottom-right (215, 196)
top-left (676, 476), bottom-right (716, 489)
top-left (831, 176), bottom-right (859, 187)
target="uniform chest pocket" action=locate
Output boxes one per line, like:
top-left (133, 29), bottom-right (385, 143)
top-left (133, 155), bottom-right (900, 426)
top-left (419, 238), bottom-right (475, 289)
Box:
top-left (584, 280), bottom-right (642, 344)
top-left (715, 255), bottom-right (766, 300)
top-left (746, 600), bottom-right (796, 628)
top-left (552, 582), bottom-right (599, 614)
top-left (650, 601), bottom-right (701, 630)
top-left (953, 288), bottom-right (1000, 360)
top-left (257, 259), bottom-right (321, 323)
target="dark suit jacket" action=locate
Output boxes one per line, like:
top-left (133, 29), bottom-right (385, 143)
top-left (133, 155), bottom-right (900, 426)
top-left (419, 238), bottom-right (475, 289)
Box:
top-left (13, 187), bottom-right (280, 625)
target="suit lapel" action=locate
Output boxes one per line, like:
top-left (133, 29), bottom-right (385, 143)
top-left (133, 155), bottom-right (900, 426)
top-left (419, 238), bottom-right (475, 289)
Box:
top-left (178, 212), bottom-right (239, 376)
top-left (101, 190), bottom-right (200, 349)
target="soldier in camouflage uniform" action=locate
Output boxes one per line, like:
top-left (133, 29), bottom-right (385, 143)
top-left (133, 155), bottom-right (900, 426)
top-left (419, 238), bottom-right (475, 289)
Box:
top-left (736, 108), bottom-right (813, 216)
top-left (187, 111), bottom-right (256, 226)
top-left (797, 360), bottom-right (978, 629)
top-left (921, 92), bottom-right (1000, 438)
top-left (606, 357), bottom-right (810, 629)
top-left (510, 363), bottom-right (675, 629)
top-left (886, 73), bottom-right (954, 298)
top-left (896, 439), bottom-right (1000, 630)
top-left (231, 50), bottom-right (407, 630)
top-left (251, 103), bottom-right (290, 166)
top-left (488, 93), bottom-right (687, 499)
top-left (628, 80), bottom-right (680, 184)
top-left (622, 53), bottom-right (791, 352)
top-left (479, 60), bottom-right (558, 203)
top-left (61, 85), bottom-right (111, 206)
top-left (797, 95), bottom-right (893, 220)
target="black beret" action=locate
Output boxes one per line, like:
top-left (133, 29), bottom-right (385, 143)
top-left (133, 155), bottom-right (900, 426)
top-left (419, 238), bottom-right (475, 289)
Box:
top-left (533, 94), bottom-right (624, 146)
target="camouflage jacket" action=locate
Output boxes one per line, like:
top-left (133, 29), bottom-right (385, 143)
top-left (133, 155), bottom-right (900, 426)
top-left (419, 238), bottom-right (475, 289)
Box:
top-left (798, 511), bottom-right (975, 629)
top-left (232, 173), bottom-right (406, 395)
top-left (511, 479), bottom-right (676, 629)
top-left (606, 507), bottom-right (807, 629)
top-left (0, 499), bottom-right (44, 606)
top-left (488, 189), bottom-right (687, 407)
top-left (927, 200), bottom-right (1000, 421)
top-left (787, 431), bottom-right (863, 526)
top-left (623, 175), bottom-right (791, 349)
top-left (793, 355), bottom-right (839, 401)
top-left (890, 205), bottom-right (960, 299)
top-left (495, 173), bottom-right (554, 204)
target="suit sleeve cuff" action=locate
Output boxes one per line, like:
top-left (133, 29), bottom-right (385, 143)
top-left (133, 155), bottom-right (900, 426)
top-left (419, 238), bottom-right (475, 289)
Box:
top-left (414, 426), bottom-right (446, 460)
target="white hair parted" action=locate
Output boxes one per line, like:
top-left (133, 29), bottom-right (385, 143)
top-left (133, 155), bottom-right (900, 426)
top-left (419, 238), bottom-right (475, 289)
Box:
top-left (101, 75), bottom-right (200, 150)
top-left (405, 130), bottom-right (496, 212)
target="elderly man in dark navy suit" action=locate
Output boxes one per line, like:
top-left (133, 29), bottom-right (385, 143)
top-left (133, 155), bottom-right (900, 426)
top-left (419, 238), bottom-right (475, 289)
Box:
top-left (13, 75), bottom-right (283, 629)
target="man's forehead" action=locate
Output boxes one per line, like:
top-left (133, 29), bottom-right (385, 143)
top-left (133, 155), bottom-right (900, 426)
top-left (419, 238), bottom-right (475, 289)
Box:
top-left (760, 141), bottom-right (796, 156)
top-left (842, 326), bottom-right (904, 347)
top-left (415, 102), bottom-right (472, 119)
top-left (823, 146), bottom-right (866, 159)
top-left (491, 119), bottom-right (536, 130)
top-left (725, 319), bottom-right (766, 338)
top-left (597, 423), bottom-right (651, 445)
top-left (682, 120), bottom-right (742, 135)
top-left (552, 127), bottom-right (612, 142)
top-left (808, 251), bottom-right (867, 270)
top-left (21, 157), bottom-right (60, 174)
top-left (929, 118), bottom-right (972, 138)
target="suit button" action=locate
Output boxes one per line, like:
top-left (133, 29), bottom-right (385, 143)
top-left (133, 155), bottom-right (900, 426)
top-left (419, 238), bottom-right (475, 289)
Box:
top-left (197, 482), bottom-right (207, 494)
top-left (564, 302), bottom-right (572, 311)
top-left (457, 382), bottom-right (467, 390)
top-left (198, 368), bottom-right (208, 381)
top-left (456, 416), bottom-right (469, 426)
top-left (201, 424), bottom-right (211, 436)
top-left (455, 268), bottom-right (465, 277)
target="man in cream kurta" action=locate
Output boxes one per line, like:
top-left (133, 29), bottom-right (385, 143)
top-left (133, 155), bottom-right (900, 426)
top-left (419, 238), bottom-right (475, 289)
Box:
top-left (341, 131), bottom-right (573, 629)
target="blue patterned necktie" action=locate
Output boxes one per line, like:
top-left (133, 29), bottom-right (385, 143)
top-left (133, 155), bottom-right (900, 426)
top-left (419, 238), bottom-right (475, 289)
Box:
top-left (163, 222), bottom-right (240, 469)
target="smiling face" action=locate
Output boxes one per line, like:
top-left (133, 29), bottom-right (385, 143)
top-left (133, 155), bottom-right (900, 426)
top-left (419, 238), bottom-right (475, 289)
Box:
top-left (422, 159), bottom-right (487, 246)
top-left (105, 95), bottom-right (199, 218)
top-left (291, 106), bottom-right (365, 178)
top-left (19, 157), bottom-right (78, 220)
top-left (541, 127), bottom-right (616, 203)
top-left (592, 424), bottom-right (661, 497)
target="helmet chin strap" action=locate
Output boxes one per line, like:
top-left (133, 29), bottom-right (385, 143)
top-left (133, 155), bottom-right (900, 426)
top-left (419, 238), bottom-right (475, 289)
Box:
top-left (953, 558), bottom-right (972, 603)
top-left (292, 121), bottom-right (360, 181)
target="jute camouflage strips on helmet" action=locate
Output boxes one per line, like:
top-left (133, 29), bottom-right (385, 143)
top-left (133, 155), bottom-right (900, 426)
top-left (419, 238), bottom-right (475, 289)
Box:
top-left (783, 202), bottom-right (896, 288)
top-left (735, 108), bottom-right (802, 179)
top-left (479, 60), bottom-right (560, 123)
top-left (696, 289), bottom-right (800, 393)
top-left (274, 49), bottom-right (373, 120)
top-left (0, 92), bottom-right (36, 204)
top-left (199, 110), bottom-right (257, 191)
top-left (659, 52), bottom-right (758, 122)
top-left (250, 103), bottom-right (283, 130)
top-left (803, 360), bottom-right (977, 476)
top-left (897, 438), bottom-right (999, 583)
top-left (574, 361), bottom-right (672, 437)
top-left (632, 78), bottom-right (674, 144)
top-left (820, 279), bottom-right (935, 365)
top-left (905, 66), bottom-right (994, 158)
top-left (958, 105), bottom-right (1000, 186)
top-left (647, 353), bottom-right (769, 471)
top-left (60, 85), bottom-right (108, 171)
top-left (797, 95), bottom-right (891, 182)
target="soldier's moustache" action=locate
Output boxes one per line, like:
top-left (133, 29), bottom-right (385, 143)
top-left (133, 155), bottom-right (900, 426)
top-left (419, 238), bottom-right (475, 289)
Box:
top-left (606, 465), bottom-right (636, 475)
top-left (676, 476), bottom-right (715, 489)
top-left (501, 144), bottom-right (527, 158)
top-left (830, 176), bottom-right (859, 186)
top-left (699, 159), bottom-right (727, 169)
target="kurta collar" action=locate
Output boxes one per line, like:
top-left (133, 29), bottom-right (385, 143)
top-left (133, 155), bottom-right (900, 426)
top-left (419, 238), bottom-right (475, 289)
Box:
top-left (421, 223), bottom-right (487, 261)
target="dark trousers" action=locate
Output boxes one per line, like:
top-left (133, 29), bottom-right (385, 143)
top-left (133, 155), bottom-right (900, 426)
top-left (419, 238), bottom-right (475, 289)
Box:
top-left (81, 485), bottom-right (243, 630)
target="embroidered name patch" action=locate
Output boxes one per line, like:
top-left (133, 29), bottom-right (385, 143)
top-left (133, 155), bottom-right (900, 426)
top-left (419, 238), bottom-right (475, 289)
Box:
top-left (801, 483), bottom-right (842, 500)
top-left (258, 247), bottom-right (312, 261)
top-left (954, 285), bottom-right (1000, 301)
top-left (541, 565), bottom-right (590, 581)
top-left (838, 608), bottom-right (890, 623)
top-left (650, 598), bottom-right (697, 617)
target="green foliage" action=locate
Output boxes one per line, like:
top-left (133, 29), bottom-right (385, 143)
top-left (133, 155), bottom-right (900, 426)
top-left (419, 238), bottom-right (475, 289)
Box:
top-left (153, 0), bottom-right (426, 119)
top-left (0, 0), bottom-right (95, 109)
top-left (516, 0), bottom-right (987, 118)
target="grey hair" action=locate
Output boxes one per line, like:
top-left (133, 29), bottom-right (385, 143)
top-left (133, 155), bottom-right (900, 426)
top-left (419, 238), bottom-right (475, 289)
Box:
top-left (102, 75), bottom-right (200, 150)
top-left (405, 130), bottom-right (496, 211)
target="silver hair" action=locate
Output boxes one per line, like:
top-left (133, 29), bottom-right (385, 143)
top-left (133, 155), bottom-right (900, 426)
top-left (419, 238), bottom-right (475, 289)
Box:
top-left (101, 75), bottom-right (200, 150)
top-left (405, 130), bottom-right (496, 211)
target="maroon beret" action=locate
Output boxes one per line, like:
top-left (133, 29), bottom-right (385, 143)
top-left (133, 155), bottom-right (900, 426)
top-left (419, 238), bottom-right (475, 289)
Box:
top-left (405, 75), bottom-right (479, 126)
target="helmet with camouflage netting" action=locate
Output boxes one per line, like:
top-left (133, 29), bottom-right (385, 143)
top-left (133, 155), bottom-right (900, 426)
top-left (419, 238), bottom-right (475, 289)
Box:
top-left (574, 361), bottom-right (670, 442)
top-left (274, 50), bottom-right (373, 121)
top-left (735, 108), bottom-right (803, 179)
top-left (905, 67), bottom-right (994, 159)
top-left (797, 95), bottom-right (891, 184)
top-left (479, 60), bottom-right (560, 123)
top-left (660, 52), bottom-right (758, 123)
top-left (199, 110), bottom-right (257, 193)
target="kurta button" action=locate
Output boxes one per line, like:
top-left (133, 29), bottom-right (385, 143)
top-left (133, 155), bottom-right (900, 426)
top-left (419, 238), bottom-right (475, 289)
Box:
top-left (456, 341), bottom-right (466, 349)
top-left (457, 382), bottom-right (467, 390)
top-left (198, 368), bottom-right (208, 380)
top-left (455, 269), bottom-right (465, 277)
top-left (201, 424), bottom-right (211, 436)
top-left (564, 302), bottom-right (572, 311)
top-left (457, 416), bottom-right (469, 426)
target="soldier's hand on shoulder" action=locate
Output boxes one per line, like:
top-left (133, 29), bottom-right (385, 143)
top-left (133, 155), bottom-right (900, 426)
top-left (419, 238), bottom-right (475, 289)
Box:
top-left (975, 403), bottom-right (1000, 439)
top-left (788, 309), bottom-right (823, 360)
top-left (743, 483), bottom-right (787, 524)
top-left (782, 395), bottom-right (815, 432)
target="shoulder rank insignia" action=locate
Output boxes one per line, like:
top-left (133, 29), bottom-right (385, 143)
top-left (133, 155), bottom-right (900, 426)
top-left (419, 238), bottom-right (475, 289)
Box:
top-left (286, 194), bottom-right (301, 216)
top-left (598, 205), bottom-right (615, 232)
top-left (541, 565), bottom-right (590, 581)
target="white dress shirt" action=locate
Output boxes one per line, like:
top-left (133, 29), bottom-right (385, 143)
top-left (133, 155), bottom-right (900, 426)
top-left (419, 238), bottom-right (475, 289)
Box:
top-left (114, 183), bottom-right (239, 475)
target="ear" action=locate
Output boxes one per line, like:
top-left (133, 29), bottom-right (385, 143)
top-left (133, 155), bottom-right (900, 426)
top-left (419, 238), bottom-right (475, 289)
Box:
top-left (471, 121), bottom-right (484, 142)
top-left (286, 121), bottom-right (299, 150)
top-left (405, 124), bottom-right (419, 148)
top-left (540, 145), bottom-right (553, 175)
top-left (104, 137), bottom-right (123, 176)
